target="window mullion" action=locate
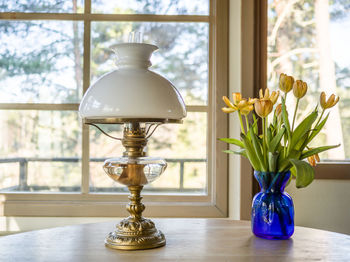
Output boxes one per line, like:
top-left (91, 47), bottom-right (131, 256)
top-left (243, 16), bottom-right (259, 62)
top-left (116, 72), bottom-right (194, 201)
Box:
top-left (81, 0), bottom-right (91, 194)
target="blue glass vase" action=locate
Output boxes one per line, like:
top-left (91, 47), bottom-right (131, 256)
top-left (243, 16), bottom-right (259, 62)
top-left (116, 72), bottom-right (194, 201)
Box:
top-left (252, 170), bottom-right (294, 240)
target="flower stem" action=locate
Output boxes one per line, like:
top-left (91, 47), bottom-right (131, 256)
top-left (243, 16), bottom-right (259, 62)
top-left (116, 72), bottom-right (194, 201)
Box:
top-left (291, 98), bottom-right (300, 131)
top-left (314, 109), bottom-right (325, 128)
top-left (262, 117), bottom-right (267, 170)
top-left (238, 111), bottom-right (245, 135)
top-left (245, 115), bottom-right (250, 131)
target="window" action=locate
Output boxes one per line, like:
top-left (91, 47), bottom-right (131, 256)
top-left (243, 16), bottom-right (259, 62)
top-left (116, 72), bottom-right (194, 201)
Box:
top-left (266, 0), bottom-right (350, 178)
top-left (0, 0), bottom-right (228, 216)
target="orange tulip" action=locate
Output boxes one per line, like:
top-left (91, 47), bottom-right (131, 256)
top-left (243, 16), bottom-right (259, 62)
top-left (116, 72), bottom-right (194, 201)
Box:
top-left (307, 153), bottom-right (320, 167)
top-left (307, 156), bottom-right (316, 167)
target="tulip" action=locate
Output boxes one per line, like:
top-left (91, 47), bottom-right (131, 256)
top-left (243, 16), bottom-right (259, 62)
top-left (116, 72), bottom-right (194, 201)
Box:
top-left (275, 103), bottom-right (282, 117)
top-left (222, 93), bottom-right (253, 134)
top-left (320, 92), bottom-right (340, 109)
top-left (232, 92), bottom-right (242, 104)
top-left (254, 99), bottom-right (273, 118)
top-left (248, 98), bottom-right (258, 105)
top-left (293, 80), bottom-right (308, 99)
top-left (314, 153), bottom-right (320, 163)
top-left (270, 91), bottom-right (280, 105)
top-left (259, 88), bottom-right (279, 105)
top-left (222, 93), bottom-right (256, 115)
top-left (259, 88), bottom-right (270, 100)
top-left (291, 80), bottom-right (308, 130)
top-left (307, 156), bottom-right (316, 167)
top-left (240, 105), bottom-right (254, 116)
top-left (222, 96), bottom-right (237, 113)
top-left (279, 73), bottom-right (294, 93)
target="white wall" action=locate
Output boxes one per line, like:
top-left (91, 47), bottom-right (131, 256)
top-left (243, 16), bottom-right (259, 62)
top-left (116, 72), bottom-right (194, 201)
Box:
top-left (287, 180), bottom-right (350, 235)
top-left (0, 217), bottom-right (117, 236)
top-left (228, 0), bottom-right (242, 220)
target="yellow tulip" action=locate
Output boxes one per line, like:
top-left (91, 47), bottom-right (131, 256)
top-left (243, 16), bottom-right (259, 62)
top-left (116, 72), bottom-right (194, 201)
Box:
top-left (222, 96), bottom-right (237, 113)
top-left (270, 90), bottom-right (280, 105)
top-left (248, 98), bottom-right (258, 105)
top-left (222, 107), bottom-right (236, 113)
top-left (259, 88), bottom-right (270, 100)
top-left (320, 92), bottom-right (340, 109)
top-left (236, 99), bottom-right (249, 109)
top-left (293, 80), bottom-right (308, 99)
top-left (259, 88), bottom-right (279, 105)
top-left (279, 73), bottom-right (294, 93)
top-left (222, 93), bottom-right (255, 115)
top-left (254, 99), bottom-right (273, 118)
top-left (240, 105), bottom-right (254, 116)
top-left (232, 92), bottom-right (242, 104)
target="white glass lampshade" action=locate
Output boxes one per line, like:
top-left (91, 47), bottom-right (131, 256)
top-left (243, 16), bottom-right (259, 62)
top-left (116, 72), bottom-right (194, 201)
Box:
top-left (79, 43), bottom-right (186, 123)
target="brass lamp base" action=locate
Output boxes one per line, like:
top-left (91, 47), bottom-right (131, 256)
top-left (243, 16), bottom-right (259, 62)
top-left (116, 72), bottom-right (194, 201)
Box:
top-left (105, 217), bottom-right (165, 250)
top-left (105, 185), bottom-right (166, 250)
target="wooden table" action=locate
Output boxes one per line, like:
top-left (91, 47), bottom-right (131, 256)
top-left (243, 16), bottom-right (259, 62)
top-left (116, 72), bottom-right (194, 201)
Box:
top-left (1, 219), bottom-right (350, 261)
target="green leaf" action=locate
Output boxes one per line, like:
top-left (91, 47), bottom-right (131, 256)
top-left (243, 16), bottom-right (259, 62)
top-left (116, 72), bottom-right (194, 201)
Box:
top-left (281, 97), bottom-right (291, 141)
top-left (278, 149), bottom-right (301, 172)
top-left (308, 113), bottom-right (329, 142)
top-left (289, 111), bottom-right (318, 151)
top-left (247, 118), bottom-right (259, 138)
top-left (241, 133), bottom-right (260, 171)
top-left (289, 159), bottom-right (314, 188)
top-left (223, 149), bottom-right (248, 158)
top-left (294, 131), bottom-right (310, 151)
top-left (252, 113), bottom-right (258, 135)
top-left (268, 152), bottom-right (279, 173)
top-left (300, 144), bottom-right (340, 159)
top-left (219, 138), bottom-right (244, 148)
top-left (249, 126), bottom-right (266, 171)
top-left (267, 127), bottom-right (272, 144)
top-left (268, 126), bottom-right (286, 153)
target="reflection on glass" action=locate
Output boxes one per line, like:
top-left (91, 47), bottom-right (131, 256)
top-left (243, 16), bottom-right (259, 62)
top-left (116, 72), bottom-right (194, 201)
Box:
top-left (0, 0), bottom-right (84, 13)
top-left (0, 110), bottom-right (81, 192)
top-left (91, 22), bottom-right (209, 105)
top-left (268, 0), bottom-right (350, 160)
top-left (0, 21), bottom-right (83, 103)
top-left (89, 112), bottom-right (207, 193)
top-left (92, 0), bottom-right (209, 15)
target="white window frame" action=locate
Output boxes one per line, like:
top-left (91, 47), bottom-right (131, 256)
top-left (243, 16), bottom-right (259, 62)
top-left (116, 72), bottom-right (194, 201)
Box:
top-left (0, 0), bottom-right (228, 217)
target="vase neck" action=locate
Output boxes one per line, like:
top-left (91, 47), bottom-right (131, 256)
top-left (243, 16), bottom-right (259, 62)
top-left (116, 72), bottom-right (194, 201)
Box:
top-left (254, 171), bottom-right (291, 193)
top-left (112, 43), bottom-right (158, 69)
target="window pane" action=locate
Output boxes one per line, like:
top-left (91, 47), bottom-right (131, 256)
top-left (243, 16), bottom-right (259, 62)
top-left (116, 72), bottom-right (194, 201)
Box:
top-left (0, 110), bottom-right (81, 192)
top-left (91, 22), bottom-right (209, 105)
top-left (0, 0), bottom-right (84, 13)
top-left (92, 0), bottom-right (209, 15)
top-left (0, 20), bottom-right (83, 103)
top-left (89, 112), bottom-right (207, 193)
top-left (268, 0), bottom-right (350, 160)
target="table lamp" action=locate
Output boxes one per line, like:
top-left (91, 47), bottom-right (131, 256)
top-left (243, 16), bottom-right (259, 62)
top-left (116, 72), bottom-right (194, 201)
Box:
top-left (79, 34), bottom-right (186, 250)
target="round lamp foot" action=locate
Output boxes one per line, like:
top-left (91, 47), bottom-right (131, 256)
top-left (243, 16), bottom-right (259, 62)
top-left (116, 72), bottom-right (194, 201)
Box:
top-left (105, 217), bottom-right (166, 250)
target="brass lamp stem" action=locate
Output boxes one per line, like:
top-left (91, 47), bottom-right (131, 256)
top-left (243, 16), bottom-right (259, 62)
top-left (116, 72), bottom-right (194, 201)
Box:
top-left (127, 185), bottom-right (145, 221)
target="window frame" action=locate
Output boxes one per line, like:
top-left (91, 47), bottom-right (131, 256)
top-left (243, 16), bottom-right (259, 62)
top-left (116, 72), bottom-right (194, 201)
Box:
top-left (252, 0), bottom-right (350, 189)
top-left (0, 0), bottom-right (229, 217)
